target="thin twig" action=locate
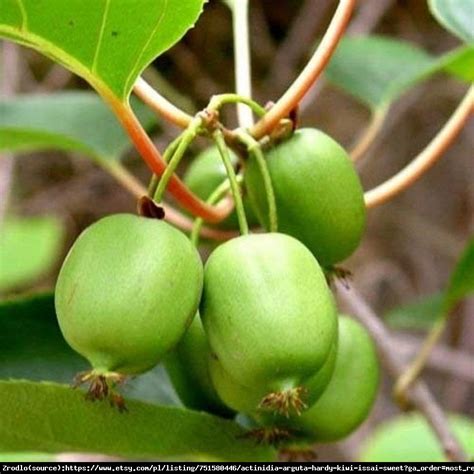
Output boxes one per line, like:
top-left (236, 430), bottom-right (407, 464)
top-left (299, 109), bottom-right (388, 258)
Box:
top-left (110, 99), bottom-right (233, 222)
top-left (168, 42), bottom-right (224, 101)
top-left (346, 0), bottom-right (396, 35)
top-left (98, 160), bottom-right (236, 241)
top-left (231, 0), bottom-right (254, 128)
top-left (365, 85), bottom-right (474, 209)
top-left (250, 0), bottom-right (356, 139)
top-left (248, 0), bottom-right (276, 65)
top-left (350, 105), bottom-right (388, 161)
top-left (133, 77), bottom-right (193, 129)
top-left (394, 318), bottom-right (447, 407)
top-left (336, 282), bottom-right (468, 462)
top-left (393, 334), bottom-right (474, 383)
top-left (265, 0), bottom-right (333, 95)
top-left (356, 89), bottom-right (425, 170)
top-left (300, 0), bottom-right (395, 112)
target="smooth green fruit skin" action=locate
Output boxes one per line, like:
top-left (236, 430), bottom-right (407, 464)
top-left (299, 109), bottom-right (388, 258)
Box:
top-left (209, 334), bottom-right (338, 416)
top-left (184, 146), bottom-right (258, 229)
top-left (200, 233), bottom-right (338, 392)
top-left (360, 414), bottom-right (474, 462)
top-left (245, 128), bottom-right (366, 266)
top-left (55, 214), bottom-right (203, 375)
top-left (282, 316), bottom-right (379, 442)
top-left (164, 315), bottom-right (234, 418)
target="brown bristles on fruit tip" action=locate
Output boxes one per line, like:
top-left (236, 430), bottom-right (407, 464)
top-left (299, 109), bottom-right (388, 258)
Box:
top-left (259, 386), bottom-right (308, 417)
top-left (240, 427), bottom-right (292, 446)
top-left (279, 447), bottom-right (317, 462)
top-left (72, 370), bottom-right (128, 411)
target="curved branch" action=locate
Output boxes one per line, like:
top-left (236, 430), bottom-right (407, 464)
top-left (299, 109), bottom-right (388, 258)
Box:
top-left (99, 160), bottom-right (236, 241)
top-left (365, 85), bottom-right (474, 209)
top-left (250, 0), bottom-right (356, 139)
top-left (110, 99), bottom-right (233, 223)
top-left (350, 106), bottom-right (388, 162)
top-left (133, 77), bottom-right (193, 129)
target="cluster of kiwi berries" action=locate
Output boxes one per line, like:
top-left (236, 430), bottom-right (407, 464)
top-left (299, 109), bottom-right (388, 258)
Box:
top-left (55, 126), bottom-right (379, 449)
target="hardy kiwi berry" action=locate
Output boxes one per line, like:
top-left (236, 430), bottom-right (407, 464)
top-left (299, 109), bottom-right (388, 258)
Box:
top-left (268, 316), bottom-right (379, 443)
top-left (164, 315), bottom-right (234, 417)
top-left (200, 232), bottom-right (337, 416)
top-left (245, 128), bottom-right (366, 267)
top-left (55, 214), bottom-right (203, 408)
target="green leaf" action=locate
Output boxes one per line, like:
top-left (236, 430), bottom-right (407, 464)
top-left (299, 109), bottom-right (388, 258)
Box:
top-left (325, 36), bottom-right (434, 109)
top-left (0, 292), bottom-right (181, 405)
top-left (429, 0), bottom-right (474, 44)
top-left (0, 381), bottom-right (276, 461)
top-left (0, 217), bottom-right (63, 292)
top-left (360, 413), bottom-right (474, 462)
top-left (440, 45), bottom-right (474, 82)
top-left (325, 35), bottom-right (473, 110)
top-left (443, 237), bottom-right (474, 312)
top-left (0, 453), bottom-right (55, 462)
top-left (0, 92), bottom-right (155, 161)
top-left (0, 292), bottom-right (85, 381)
top-left (0, 0), bottom-right (206, 101)
top-left (385, 293), bottom-right (444, 330)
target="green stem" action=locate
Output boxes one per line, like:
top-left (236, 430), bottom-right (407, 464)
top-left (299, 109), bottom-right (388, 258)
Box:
top-left (190, 179), bottom-right (235, 247)
top-left (147, 135), bottom-right (183, 197)
top-left (153, 118), bottom-right (203, 203)
top-left (237, 130), bottom-right (278, 233)
top-left (394, 315), bottom-right (446, 408)
top-left (213, 129), bottom-right (249, 236)
top-left (208, 93), bottom-right (266, 119)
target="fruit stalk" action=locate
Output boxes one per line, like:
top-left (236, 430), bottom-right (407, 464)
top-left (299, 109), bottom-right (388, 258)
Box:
top-left (148, 135), bottom-right (183, 197)
top-left (213, 129), bottom-right (249, 235)
top-left (110, 99), bottom-right (232, 223)
top-left (237, 130), bottom-right (278, 233)
top-left (191, 179), bottom-right (235, 246)
top-left (154, 117), bottom-right (203, 203)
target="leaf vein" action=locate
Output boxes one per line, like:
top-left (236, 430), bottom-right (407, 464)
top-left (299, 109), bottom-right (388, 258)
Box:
top-left (91, 0), bottom-right (111, 74)
top-left (15, 0), bottom-right (28, 31)
top-left (124, 0), bottom-right (169, 96)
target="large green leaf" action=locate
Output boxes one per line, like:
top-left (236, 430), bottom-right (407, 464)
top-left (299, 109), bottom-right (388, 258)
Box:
top-left (0, 292), bottom-right (181, 405)
top-left (0, 92), bottom-right (155, 161)
top-left (0, 381), bottom-right (275, 461)
top-left (0, 0), bottom-right (205, 101)
top-left (0, 453), bottom-right (55, 462)
top-left (325, 35), bottom-right (474, 110)
top-left (0, 292), bottom-right (85, 381)
top-left (0, 217), bottom-right (63, 292)
top-left (360, 413), bottom-right (474, 462)
top-left (429, 0), bottom-right (474, 44)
